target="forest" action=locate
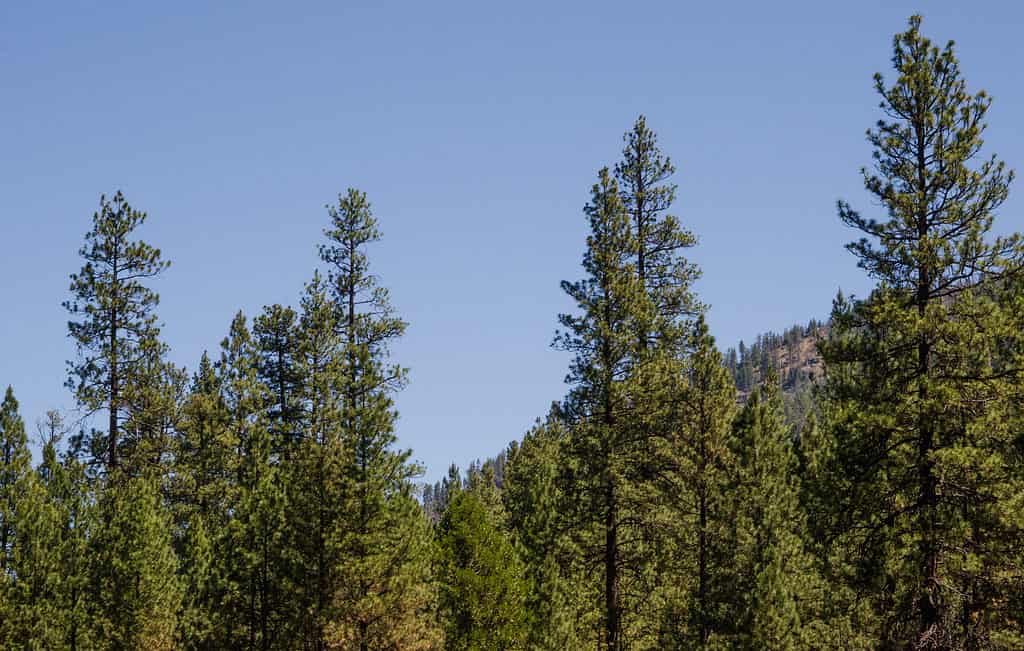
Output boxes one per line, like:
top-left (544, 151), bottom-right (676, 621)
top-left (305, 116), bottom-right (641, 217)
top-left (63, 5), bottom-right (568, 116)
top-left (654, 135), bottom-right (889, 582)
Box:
top-left (2, 15), bottom-right (1024, 650)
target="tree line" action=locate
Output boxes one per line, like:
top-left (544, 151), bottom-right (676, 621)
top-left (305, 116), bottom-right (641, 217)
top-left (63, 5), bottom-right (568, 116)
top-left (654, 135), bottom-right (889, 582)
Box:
top-left (2, 15), bottom-right (1024, 650)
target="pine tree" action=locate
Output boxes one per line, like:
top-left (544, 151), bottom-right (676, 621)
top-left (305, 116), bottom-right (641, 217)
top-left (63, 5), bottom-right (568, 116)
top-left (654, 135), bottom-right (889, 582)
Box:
top-left (504, 406), bottom-right (581, 650)
top-left (0, 387), bottom-right (30, 573)
top-left (821, 15), bottom-right (1024, 647)
top-left (613, 118), bottom-right (719, 646)
top-left (41, 426), bottom-right (96, 650)
top-left (64, 191), bottom-right (171, 471)
top-left (318, 189), bottom-right (439, 651)
top-left (436, 486), bottom-right (529, 651)
top-left (613, 115), bottom-right (702, 351)
top-left (289, 271), bottom-right (348, 648)
top-left (464, 459), bottom-right (504, 522)
top-left (254, 304), bottom-right (303, 452)
top-left (731, 376), bottom-right (821, 650)
top-left (0, 460), bottom-right (68, 647)
top-left (172, 352), bottom-right (237, 649)
top-left (217, 312), bottom-right (289, 650)
top-left (557, 168), bottom-right (657, 650)
top-left (87, 474), bottom-right (182, 649)
top-left (655, 318), bottom-right (737, 648)
top-left (0, 387), bottom-right (48, 648)
top-left (121, 351), bottom-right (187, 477)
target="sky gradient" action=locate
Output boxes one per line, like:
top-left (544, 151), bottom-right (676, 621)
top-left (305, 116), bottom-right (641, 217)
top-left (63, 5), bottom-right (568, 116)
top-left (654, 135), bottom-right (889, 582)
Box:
top-left (3, 1), bottom-right (1023, 481)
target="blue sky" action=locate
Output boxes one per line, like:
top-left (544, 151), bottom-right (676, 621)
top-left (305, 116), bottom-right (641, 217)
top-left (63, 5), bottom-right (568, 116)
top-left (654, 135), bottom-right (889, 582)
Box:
top-left (2, 1), bottom-right (1023, 481)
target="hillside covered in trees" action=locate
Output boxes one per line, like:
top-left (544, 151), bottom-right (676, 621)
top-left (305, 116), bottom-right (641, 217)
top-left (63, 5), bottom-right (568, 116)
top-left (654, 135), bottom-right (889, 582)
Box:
top-left (3, 15), bottom-right (1024, 650)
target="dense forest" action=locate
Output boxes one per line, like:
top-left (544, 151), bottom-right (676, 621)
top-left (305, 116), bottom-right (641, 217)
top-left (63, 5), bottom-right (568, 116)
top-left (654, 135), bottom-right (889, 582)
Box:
top-left (3, 15), bottom-right (1024, 650)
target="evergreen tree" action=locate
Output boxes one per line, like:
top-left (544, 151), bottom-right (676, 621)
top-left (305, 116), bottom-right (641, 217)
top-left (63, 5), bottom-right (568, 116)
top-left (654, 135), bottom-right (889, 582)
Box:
top-left (319, 189), bottom-right (439, 650)
top-left (556, 168), bottom-right (656, 650)
top-left (254, 304), bottom-right (304, 452)
top-left (87, 474), bottom-right (182, 649)
top-left (172, 352), bottom-right (237, 649)
top-left (121, 351), bottom-right (187, 477)
top-left (614, 115), bottom-right (702, 350)
top-left (731, 376), bottom-right (822, 650)
top-left (217, 312), bottom-right (289, 650)
top-left (821, 15), bottom-right (1024, 648)
top-left (436, 487), bottom-right (529, 651)
top-left (0, 386), bottom-right (30, 573)
top-left (289, 271), bottom-right (348, 648)
top-left (64, 191), bottom-right (170, 471)
top-left (504, 406), bottom-right (581, 650)
top-left (464, 459), bottom-right (504, 522)
top-left (0, 460), bottom-right (67, 647)
top-left (656, 319), bottom-right (737, 648)
top-left (44, 428), bottom-right (96, 650)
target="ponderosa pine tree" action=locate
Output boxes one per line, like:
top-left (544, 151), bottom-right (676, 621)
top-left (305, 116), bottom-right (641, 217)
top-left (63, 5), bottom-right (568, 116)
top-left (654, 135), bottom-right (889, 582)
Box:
top-left (613, 118), bottom-right (717, 646)
top-left (464, 459), bottom-right (505, 523)
top-left (289, 271), bottom-right (348, 649)
top-left (172, 352), bottom-right (237, 649)
top-left (120, 350), bottom-right (187, 477)
top-left (254, 304), bottom-right (304, 452)
top-left (87, 474), bottom-right (182, 649)
top-left (821, 15), bottom-right (1024, 648)
top-left (557, 168), bottom-right (657, 650)
top-left (42, 428), bottom-right (95, 649)
top-left (653, 318), bottom-right (737, 648)
top-left (217, 312), bottom-right (289, 650)
top-left (503, 406), bottom-right (582, 651)
top-left (0, 454), bottom-right (65, 647)
top-left (64, 191), bottom-right (170, 471)
top-left (730, 375), bottom-right (823, 650)
top-left (613, 115), bottom-right (702, 351)
top-left (0, 387), bottom-right (29, 573)
top-left (436, 485), bottom-right (529, 651)
top-left (319, 189), bottom-right (439, 650)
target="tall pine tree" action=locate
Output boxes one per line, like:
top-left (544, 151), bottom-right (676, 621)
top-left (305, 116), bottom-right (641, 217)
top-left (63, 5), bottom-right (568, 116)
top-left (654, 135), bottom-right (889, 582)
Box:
top-left (64, 191), bottom-right (170, 472)
top-left (557, 168), bottom-right (656, 650)
top-left (319, 189), bottom-right (439, 650)
top-left (821, 15), bottom-right (1024, 648)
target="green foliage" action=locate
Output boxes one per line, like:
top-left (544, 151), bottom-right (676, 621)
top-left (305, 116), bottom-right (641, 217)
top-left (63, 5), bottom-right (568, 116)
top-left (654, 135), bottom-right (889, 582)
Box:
top-left (504, 407), bottom-right (582, 650)
top-left (64, 191), bottom-right (170, 471)
top-left (0, 386), bottom-right (30, 572)
top-left (614, 114), bottom-right (702, 349)
top-left (557, 166), bottom-right (656, 650)
top-left (253, 304), bottom-right (303, 451)
top-left (654, 319), bottom-right (737, 648)
top-left (821, 14), bottom-right (1024, 648)
top-left (436, 488), bottom-right (528, 650)
top-left (216, 312), bottom-right (292, 649)
top-left (88, 474), bottom-right (182, 649)
top-left (730, 377), bottom-right (823, 650)
top-left (318, 189), bottom-right (439, 650)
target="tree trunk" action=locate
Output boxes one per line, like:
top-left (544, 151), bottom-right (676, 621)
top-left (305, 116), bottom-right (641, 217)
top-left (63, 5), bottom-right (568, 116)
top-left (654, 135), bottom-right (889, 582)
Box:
top-left (108, 303), bottom-right (118, 471)
top-left (915, 122), bottom-right (940, 647)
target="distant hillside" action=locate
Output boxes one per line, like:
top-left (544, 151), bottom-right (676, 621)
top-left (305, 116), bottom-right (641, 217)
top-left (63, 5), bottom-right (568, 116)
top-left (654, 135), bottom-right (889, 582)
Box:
top-left (426, 319), bottom-right (831, 511)
top-left (723, 318), bottom-right (827, 432)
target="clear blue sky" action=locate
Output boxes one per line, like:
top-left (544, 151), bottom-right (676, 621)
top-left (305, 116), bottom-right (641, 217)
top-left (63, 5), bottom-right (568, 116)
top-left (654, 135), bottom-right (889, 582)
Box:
top-left (3, 1), bottom-right (1023, 481)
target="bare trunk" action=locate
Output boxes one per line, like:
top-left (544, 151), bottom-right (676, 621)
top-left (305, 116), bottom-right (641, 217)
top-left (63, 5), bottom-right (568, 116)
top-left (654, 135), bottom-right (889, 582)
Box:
top-left (109, 303), bottom-right (118, 471)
